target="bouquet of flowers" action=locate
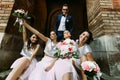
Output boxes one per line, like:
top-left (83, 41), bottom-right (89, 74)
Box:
top-left (54, 39), bottom-right (79, 59)
top-left (81, 61), bottom-right (102, 80)
top-left (12, 9), bottom-right (31, 32)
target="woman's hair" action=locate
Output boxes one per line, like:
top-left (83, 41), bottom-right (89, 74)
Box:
top-left (50, 30), bottom-right (57, 41)
top-left (85, 30), bottom-right (93, 44)
top-left (27, 34), bottom-right (39, 48)
top-left (50, 30), bottom-right (57, 35)
top-left (64, 30), bottom-right (71, 37)
top-left (79, 30), bottom-right (93, 44)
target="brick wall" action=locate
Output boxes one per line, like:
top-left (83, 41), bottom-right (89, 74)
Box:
top-left (86, 0), bottom-right (120, 37)
top-left (0, 0), bottom-right (14, 32)
top-left (102, 10), bottom-right (120, 34)
top-left (113, 0), bottom-right (120, 8)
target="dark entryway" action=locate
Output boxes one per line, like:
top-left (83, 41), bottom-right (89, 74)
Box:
top-left (46, 0), bottom-right (88, 39)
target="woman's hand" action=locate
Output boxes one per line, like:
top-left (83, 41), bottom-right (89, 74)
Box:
top-left (44, 65), bottom-right (53, 72)
top-left (45, 58), bottom-right (58, 72)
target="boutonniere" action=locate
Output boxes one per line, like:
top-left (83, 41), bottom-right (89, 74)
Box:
top-left (66, 19), bottom-right (69, 22)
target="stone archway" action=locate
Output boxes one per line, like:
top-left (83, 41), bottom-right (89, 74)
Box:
top-left (46, 0), bottom-right (88, 39)
top-left (47, 8), bottom-right (61, 34)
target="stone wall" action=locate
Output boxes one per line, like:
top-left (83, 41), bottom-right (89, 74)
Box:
top-left (0, 0), bottom-right (14, 71)
top-left (0, 0), bottom-right (14, 44)
top-left (90, 34), bottom-right (120, 77)
top-left (86, 0), bottom-right (120, 78)
top-left (0, 0), bottom-right (14, 32)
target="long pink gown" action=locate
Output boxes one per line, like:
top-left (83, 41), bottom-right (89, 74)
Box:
top-left (6, 42), bottom-right (37, 80)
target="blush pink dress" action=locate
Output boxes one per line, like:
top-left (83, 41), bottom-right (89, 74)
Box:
top-left (10, 42), bottom-right (37, 80)
top-left (28, 38), bottom-right (57, 80)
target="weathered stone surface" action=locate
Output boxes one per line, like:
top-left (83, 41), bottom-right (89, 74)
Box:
top-left (90, 34), bottom-right (120, 78)
top-left (0, 33), bottom-right (23, 71)
top-left (0, 32), bottom-right (4, 45)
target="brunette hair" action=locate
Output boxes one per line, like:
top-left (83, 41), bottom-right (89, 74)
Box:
top-left (79, 30), bottom-right (93, 44)
top-left (63, 4), bottom-right (68, 7)
top-left (27, 34), bottom-right (39, 48)
top-left (85, 30), bottom-right (93, 44)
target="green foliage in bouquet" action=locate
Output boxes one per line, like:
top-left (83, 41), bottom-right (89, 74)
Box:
top-left (12, 11), bottom-right (31, 19)
top-left (84, 70), bottom-right (97, 80)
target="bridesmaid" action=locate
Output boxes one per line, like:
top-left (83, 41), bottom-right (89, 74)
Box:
top-left (23, 21), bottom-right (58, 80)
top-left (6, 25), bottom-right (40, 80)
top-left (48, 30), bottom-right (80, 80)
top-left (77, 30), bottom-right (94, 80)
top-left (56, 30), bottom-right (80, 80)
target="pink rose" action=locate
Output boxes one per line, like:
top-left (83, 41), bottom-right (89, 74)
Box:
top-left (61, 41), bottom-right (67, 45)
top-left (94, 66), bottom-right (100, 72)
top-left (82, 64), bottom-right (91, 71)
top-left (56, 42), bottom-right (62, 48)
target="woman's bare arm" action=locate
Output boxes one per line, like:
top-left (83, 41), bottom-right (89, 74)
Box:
top-left (23, 21), bottom-right (48, 42)
top-left (86, 52), bottom-right (94, 61)
top-left (22, 26), bottom-right (27, 43)
top-left (45, 58), bottom-right (58, 72)
top-left (29, 44), bottom-right (40, 62)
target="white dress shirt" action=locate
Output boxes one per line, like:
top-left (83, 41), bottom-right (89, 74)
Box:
top-left (58, 16), bottom-right (66, 31)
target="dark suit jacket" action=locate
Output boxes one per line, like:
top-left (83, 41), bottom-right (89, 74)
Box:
top-left (54, 14), bottom-right (73, 32)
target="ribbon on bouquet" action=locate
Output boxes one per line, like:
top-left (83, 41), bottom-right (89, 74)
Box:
top-left (93, 71), bottom-right (102, 80)
top-left (14, 18), bottom-right (24, 32)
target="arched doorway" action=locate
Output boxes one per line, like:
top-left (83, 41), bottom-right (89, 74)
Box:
top-left (47, 9), bottom-right (61, 34)
top-left (46, 0), bottom-right (88, 39)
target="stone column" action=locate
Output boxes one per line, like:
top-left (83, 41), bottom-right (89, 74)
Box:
top-left (86, 0), bottom-right (120, 78)
top-left (0, 0), bottom-right (15, 71)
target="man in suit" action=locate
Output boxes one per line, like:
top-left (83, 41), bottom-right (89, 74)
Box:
top-left (54, 4), bottom-right (73, 41)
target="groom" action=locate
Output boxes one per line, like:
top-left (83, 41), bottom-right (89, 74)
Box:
top-left (54, 4), bottom-right (73, 41)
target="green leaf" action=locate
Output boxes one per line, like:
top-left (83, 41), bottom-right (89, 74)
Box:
top-left (12, 13), bottom-right (18, 17)
top-left (84, 70), bottom-right (97, 77)
top-left (72, 52), bottom-right (80, 59)
top-left (18, 25), bottom-right (23, 32)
